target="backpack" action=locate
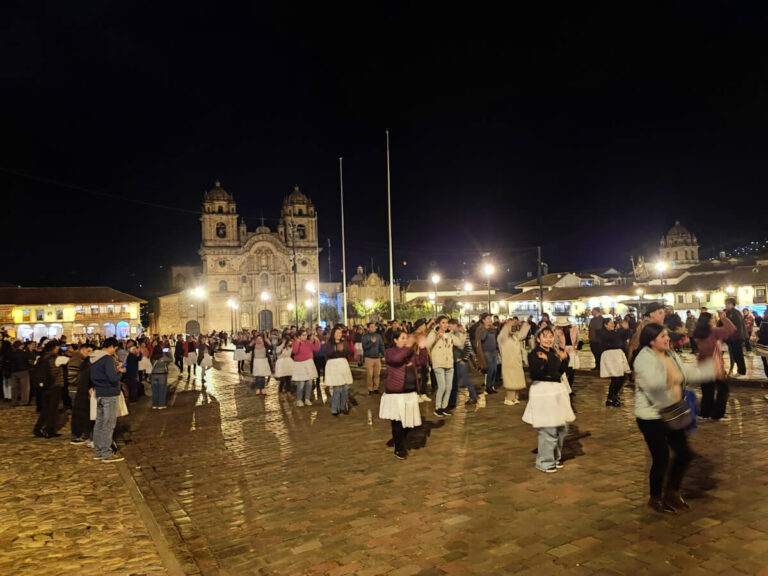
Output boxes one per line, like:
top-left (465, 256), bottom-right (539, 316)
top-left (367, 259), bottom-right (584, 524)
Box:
top-left (30, 357), bottom-right (52, 390)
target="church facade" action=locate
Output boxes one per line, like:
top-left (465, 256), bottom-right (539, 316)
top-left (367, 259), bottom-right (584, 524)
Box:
top-left (152, 182), bottom-right (320, 335)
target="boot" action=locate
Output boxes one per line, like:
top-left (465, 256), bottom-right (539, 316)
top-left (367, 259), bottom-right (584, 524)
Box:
top-left (647, 496), bottom-right (677, 515)
top-left (663, 490), bottom-right (690, 511)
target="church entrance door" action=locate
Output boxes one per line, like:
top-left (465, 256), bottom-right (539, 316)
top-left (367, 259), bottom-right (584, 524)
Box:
top-left (185, 320), bottom-right (201, 336)
top-left (258, 310), bottom-right (273, 331)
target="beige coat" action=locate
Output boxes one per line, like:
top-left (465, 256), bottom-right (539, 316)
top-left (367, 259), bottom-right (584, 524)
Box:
top-left (426, 329), bottom-right (464, 369)
top-left (498, 323), bottom-right (531, 390)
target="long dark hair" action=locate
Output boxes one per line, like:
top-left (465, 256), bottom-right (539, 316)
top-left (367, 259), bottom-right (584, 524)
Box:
top-left (692, 312), bottom-right (713, 340)
top-left (630, 322), bottom-right (667, 366)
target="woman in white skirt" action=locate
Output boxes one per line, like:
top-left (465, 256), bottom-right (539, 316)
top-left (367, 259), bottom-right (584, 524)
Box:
top-left (599, 317), bottom-right (631, 407)
top-left (274, 333), bottom-right (294, 394)
top-left (233, 332), bottom-right (248, 373)
top-left (250, 334), bottom-right (272, 394)
top-left (292, 330), bottom-right (320, 405)
top-left (197, 335), bottom-right (214, 384)
top-left (325, 325), bottom-right (354, 415)
top-left (183, 335), bottom-right (198, 379)
top-left (523, 326), bottom-right (575, 473)
top-left (380, 330), bottom-right (427, 459)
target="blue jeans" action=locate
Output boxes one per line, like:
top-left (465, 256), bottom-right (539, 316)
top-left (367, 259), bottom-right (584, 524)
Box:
top-left (93, 395), bottom-right (119, 459)
top-left (455, 361), bottom-right (477, 400)
top-left (433, 367), bottom-right (454, 410)
top-left (536, 425), bottom-right (567, 471)
top-left (295, 380), bottom-right (312, 402)
top-left (151, 374), bottom-right (167, 407)
top-left (330, 384), bottom-right (349, 414)
top-left (483, 352), bottom-right (498, 392)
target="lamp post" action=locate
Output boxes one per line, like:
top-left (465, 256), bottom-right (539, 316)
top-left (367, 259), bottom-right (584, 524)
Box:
top-left (655, 261), bottom-right (667, 303)
top-left (189, 287), bottom-right (206, 333)
top-left (226, 298), bottom-right (239, 334)
top-left (483, 264), bottom-right (494, 314)
top-left (260, 291), bottom-right (270, 330)
top-left (306, 281), bottom-right (317, 328)
top-left (364, 298), bottom-right (373, 322)
top-left (431, 274), bottom-right (441, 315)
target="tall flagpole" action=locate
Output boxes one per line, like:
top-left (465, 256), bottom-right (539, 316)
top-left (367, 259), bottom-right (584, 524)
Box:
top-left (339, 157), bottom-right (348, 325)
top-left (386, 130), bottom-right (395, 321)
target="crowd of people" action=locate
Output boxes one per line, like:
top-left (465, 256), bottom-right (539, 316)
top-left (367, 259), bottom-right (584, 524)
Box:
top-left (2, 301), bottom-right (767, 512)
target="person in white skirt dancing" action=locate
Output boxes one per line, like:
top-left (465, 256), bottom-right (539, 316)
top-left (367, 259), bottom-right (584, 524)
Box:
top-left (599, 317), bottom-right (631, 407)
top-left (381, 329), bottom-right (428, 459)
top-left (250, 334), bottom-right (272, 395)
top-left (197, 335), bottom-right (214, 384)
top-left (183, 335), bottom-right (198, 380)
top-left (233, 333), bottom-right (248, 373)
top-left (292, 330), bottom-right (320, 406)
top-left (523, 326), bottom-right (575, 473)
top-left (274, 333), bottom-right (294, 394)
top-left (325, 325), bottom-right (355, 416)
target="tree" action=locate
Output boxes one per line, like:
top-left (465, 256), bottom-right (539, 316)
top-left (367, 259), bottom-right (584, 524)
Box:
top-left (441, 297), bottom-right (460, 316)
top-left (320, 304), bottom-right (340, 327)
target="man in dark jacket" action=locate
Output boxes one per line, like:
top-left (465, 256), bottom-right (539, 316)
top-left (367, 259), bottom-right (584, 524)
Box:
top-left (90, 337), bottom-right (126, 461)
top-left (69, 343), bottom-right (93, 444)
top-left (724, 298), bottom-right (747, 378)
top-left (588, 308), bottom-right (604, 371)
top-left (9, 340), bottom-right (33, 406)
top-left (32, 340), bottom-right (65, 437)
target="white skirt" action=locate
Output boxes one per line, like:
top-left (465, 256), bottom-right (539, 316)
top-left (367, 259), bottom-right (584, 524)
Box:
top-left (600, 349), bottom-right (630, 378)
top-left (566, 346), bottom-right (581, 370)
top-left (522, 380), bottom-right (575, 429)
top-left (251, 357), bottom-right (272, 378)
top-left (292, 358), bottom-right (318, 381)
top-left (325, 357), bottom-right (353, 387)
top-left (233, 348), bottom-right (247, 361)
top-left (200, 353), bottom-right (213, 368)
top-left (138, 357), bottom-right (153, 372)
top-left (183, 352), bottom-right (197, 367)
top-left (379, 392), bottom-right (422, 428)
top-left (274, 357), bottom-right (294, 378)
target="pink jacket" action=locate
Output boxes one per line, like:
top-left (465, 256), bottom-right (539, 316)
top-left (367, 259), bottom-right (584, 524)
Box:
top-left (292, 339), bottom-right (320, 362)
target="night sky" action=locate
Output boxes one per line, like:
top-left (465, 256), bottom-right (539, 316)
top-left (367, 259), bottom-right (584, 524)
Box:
top-left (2, 2), bottom-right (767, 298)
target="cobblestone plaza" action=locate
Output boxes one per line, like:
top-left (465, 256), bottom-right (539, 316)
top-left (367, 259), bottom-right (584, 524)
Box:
top-left (3, 352), bottom-right (768, 575)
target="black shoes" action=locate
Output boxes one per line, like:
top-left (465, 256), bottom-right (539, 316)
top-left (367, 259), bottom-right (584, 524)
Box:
top-left (33, 430), bottom-right (46, 438)
top-left (605, 400), bottom-right (613, 406)
top-left (433, 409), bottom-right (445, 417)
top-left (442, 408), bottom-right (453, 416)
top-left (648, 496), bottom-right (677, 515)
top-left (394, 450), bottom-right (407, 460)
top-left (373, 390), bottom-right (380, 394)
top-left (663, 491), bottom-right (691, 511)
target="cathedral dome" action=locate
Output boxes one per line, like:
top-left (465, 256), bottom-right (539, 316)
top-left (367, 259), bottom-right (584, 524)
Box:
top-left (667, 220), bottom-right (690, 237)
top-left (205, 181), bottom-right (233, 203)
top-left (284, 185), bottom-right (311, 205)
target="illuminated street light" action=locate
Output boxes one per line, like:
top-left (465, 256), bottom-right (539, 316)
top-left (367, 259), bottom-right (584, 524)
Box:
top-left (726, 286), bottom-right (735, 294)
top-left (306, 281), bottom-right (316, 293)
top-left (287, 302), bottom-right (295, 311)
top-left (483, 264), bottom-right (495, 313)
top-left (226, 298), bottom-right (239, 333)
top-left (464, 282), bottom-right (473, 292)
top-left (695, 291), bottom-right (703, 310)
top-left (188, 287), bottom-right (206, 325)
top-left (431, 274), bottom-right (440, 315)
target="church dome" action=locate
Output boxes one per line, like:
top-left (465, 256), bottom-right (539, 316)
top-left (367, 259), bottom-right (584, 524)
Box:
top-left (205, 181), bottom-right (234, 203)
top-left (350, 265), bottom-right (366, 285)
top-left (284, 185), bottom-right (311, 205)
top-left (255, 225), bottom-right (271, 234)
top-left (666, 220), bottom-right (690, 237)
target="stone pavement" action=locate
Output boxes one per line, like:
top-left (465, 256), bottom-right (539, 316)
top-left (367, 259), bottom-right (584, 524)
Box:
top-left (5, 351), bottom-right (768, 575)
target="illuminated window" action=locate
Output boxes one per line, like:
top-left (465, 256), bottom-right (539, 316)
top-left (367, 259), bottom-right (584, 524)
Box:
top-left (91, 306), bottom-right (99, 315)
top-left (122, 304), bottom-right (130, 314)
top-left (75, 306), bottom-right (84, 313)
top-left (36, 309), bottom-right (44, 321)
top-left (55, 308), bottom-right (63, 320)
top-left (107, 305), bottom-right (114, 314)
top-left (22, 309), bottom-right (30, 321)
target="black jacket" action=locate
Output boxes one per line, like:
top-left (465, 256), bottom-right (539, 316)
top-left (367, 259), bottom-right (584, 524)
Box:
top-left (528, 346), bottom-right (568, 382)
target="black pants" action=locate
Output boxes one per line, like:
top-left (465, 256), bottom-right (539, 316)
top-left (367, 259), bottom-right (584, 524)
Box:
top-left (727, 340), bottom-right (746, 375)
top-left (636, 418), bottom-right (693, 497)
top-left (762, 356), bottom-right (768, 377)
top-left (34, 386), bottom-right (61, 434)
top-left (700, 380), bottom-right (729, 419)
top-left (565, 367), bottom-right (576, 388)
top-left (607, 376), bottom-right (624, 401)
top-left (591, 342), bottom-right (603, 371)
top-left (174, 356), bottom-right (183, 372)
top-left (418, 365), bottom-right (429, 396)
top-left (689, 337), bottom-right (698, 354)
top-left (391, 420), bottom-right (409, 454)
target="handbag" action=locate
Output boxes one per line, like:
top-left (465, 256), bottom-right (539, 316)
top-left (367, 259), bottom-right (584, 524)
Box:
top-left (658, 397), bottom-right (693, 431)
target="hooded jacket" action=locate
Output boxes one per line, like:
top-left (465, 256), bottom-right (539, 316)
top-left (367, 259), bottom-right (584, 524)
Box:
top-left (89, 350), bottom-right (121, 397)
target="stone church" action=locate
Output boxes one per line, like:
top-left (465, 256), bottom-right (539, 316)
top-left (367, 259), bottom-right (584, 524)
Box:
top-left (152, 182), bottom-right (320, 335)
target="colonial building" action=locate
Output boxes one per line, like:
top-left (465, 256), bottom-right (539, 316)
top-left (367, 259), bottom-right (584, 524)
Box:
top-left (347, 266), bottom-right (401, 305)
top-left (0, 286), bottom-right (145, 341)
top-left (152, 182), bottom-right (320, 334)
top-left (659, 220), bottom-right (699, 268)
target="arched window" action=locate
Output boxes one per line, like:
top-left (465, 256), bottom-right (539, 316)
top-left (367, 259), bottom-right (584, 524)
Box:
top-left (219, 280), bottom-right (228, 292)
top-left (261, 273), bottom-right (269, 287)
top-left (297, 224), bottom-right (306, 239)
top-left (216, 223), bottom-right (226, 238)
top-left (217, 206), bottom-right (223, 214)
top-left (241, 275), bottom-right (247, 284)
top-left (297, 209), bottom-right (303, 216)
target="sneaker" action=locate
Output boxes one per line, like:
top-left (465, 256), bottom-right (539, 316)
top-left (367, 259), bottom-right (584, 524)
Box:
top-left (764, 394), bottom-right (768, 402)
top-left (512, 400), bottom-right (521, 405)
top-left (152, 406), bottom-right (158, 410)
top-left (418, 395), bottom-right (426, 403)
top-left (394, 450), bottom-right (407, 460)
top-left (304, 399), bottom-right (312, 406)
top-left (716, 415), bottom-right (731, 422)
top-left (504, 399), bottom-right (515, 406)
top-left (433, 409), bottom-right (445, 417)
top-left (85, 440), bottom-right (94, 448)
top-left (541, 467), bottom-right (558, 474)
top-left (70, 438), bottom-right (86, 445)
top-left (157, 406), bottom-right (168, 410)
top-left (100, 454), bottom-right (125, 463)
top-left (420, 394), bottom-right (431, 402)
top-left (555, 461), bottom-right (564, 469)
top-left (731, 373), bottom-right (746, 380)
top-left (442, 408), bottom-right (453, 416)
top-left (296, 400), bottom-right (304, 407)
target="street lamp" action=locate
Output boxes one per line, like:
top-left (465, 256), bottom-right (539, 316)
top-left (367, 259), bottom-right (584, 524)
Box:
top-left (464, 282), bottom-right (473, 293)
top-left (655, 262), bottom-right (667, 303)
top-left (189, 287), bottom-right (206, 331)
top-left (226, 298), bottom-right (239, 334)
top-left (260, 291), bottom-right (270, 330)
top-left (431, 274), bottom-right (441, 314)
top-left (483, 264), bottom-right (495, 314)
top-left (306, 281), bottom-right (318, 327)
top-left (364, 298), bottom-right (373, 322)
